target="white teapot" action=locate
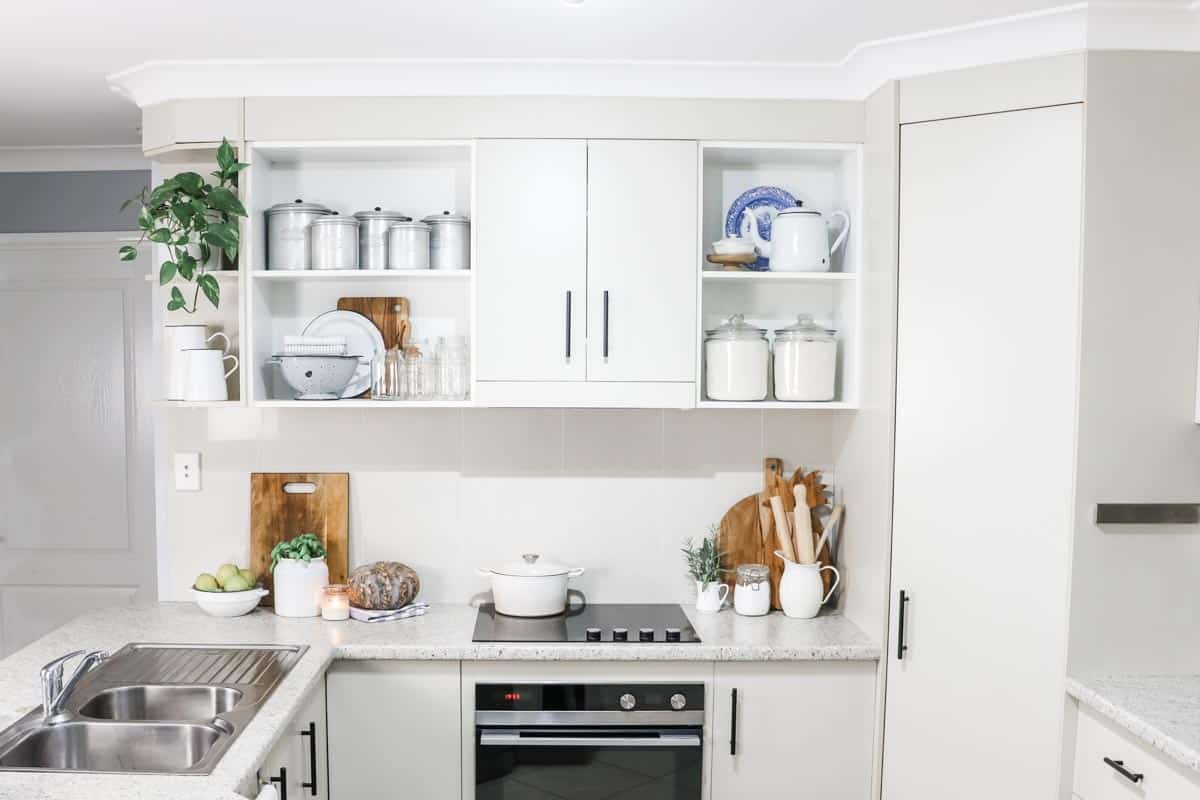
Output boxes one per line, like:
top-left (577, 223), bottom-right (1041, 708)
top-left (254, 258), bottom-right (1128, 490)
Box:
top-left (742, 204), bottom-right (850, 272)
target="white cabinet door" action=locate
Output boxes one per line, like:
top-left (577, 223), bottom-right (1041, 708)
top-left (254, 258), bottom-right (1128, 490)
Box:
top-left (476, 139), bottom-right (587, 382)
top-left (710, 662), bottom-right (876, 800)
top-left (257, 678), bottom-right (327, 800)
top-left (883, 104), bottom-right (1084, 800)
top-left (585, 139), bottom-right (697, 382)
top-left (327, 660), bottom-right (462, 800)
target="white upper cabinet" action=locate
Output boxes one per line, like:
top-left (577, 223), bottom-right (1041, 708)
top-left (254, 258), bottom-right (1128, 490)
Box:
top-left (475, 139), bottom-right (587, 382)
top-left (586, 140), bottom-right (697, 382)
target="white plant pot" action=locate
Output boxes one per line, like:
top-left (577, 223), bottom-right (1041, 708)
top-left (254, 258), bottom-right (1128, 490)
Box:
top-left (273, 557), bottom-right (329, 618)
top-left (694, 580), bottom-right (729, 614)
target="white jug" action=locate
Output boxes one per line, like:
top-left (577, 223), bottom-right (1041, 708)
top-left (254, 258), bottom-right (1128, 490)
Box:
top-left (774, 551), bottom-right (840, 619)
top-left (164, 325), bottom-right (230, 400)
top-left (743, 206), bottom-right (850, 273)
top-left (182, 348), bottom-right (238, 402)
top-left (695, 580), bottom-right (730, 614)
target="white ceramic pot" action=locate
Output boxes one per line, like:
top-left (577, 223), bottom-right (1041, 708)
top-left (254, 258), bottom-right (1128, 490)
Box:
top-left (775, 552), bottom-right (840, 619)
top-left (743, 205), bottom-right (850, 272)
top-left (164, 325), bottom-right (230, 400)
top-left (273, 557), bottom-right (330, 618)
top-left (475, 553), bottom-right (584, 617)
top-left (694, 581), bottom-right (729, 613)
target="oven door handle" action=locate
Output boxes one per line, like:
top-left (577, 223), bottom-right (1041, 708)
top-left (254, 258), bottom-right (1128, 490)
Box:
top-left (479, 731), bottom-right (701, 748)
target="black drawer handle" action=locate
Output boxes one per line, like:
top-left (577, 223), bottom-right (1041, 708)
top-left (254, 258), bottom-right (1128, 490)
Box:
top-left (300, 721), bottom-right (318, 796)
top-left (1104, 757), bottom-right (1144, 784)
top-left (269, 766), bottom-right (288, 800)
top-left (729, 688), bottom-right (738, 756)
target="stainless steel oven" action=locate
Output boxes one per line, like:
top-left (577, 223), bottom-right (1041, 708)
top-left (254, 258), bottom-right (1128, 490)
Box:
top-left (475, 683), bottom-right (705, 800)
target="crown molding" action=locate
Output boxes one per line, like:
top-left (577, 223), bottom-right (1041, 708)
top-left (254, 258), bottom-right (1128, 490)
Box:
top-left (107, 2), bottom-right (1200, 108)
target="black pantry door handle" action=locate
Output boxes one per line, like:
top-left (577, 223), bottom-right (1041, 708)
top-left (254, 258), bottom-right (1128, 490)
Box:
top-left (1103, 757), bottom-right (1144, 784)
top-left (602, 290), bottom-right (610, 359)
top-left (565, 291), bottom-right (573, 359)
top-left (269, 766), bottom-right (288, 800)
top-left (300, 721), bottom-right (318, 796)
top-left (729, 688), bottom-right (738, 756)
top-left (897, 590), bottom-right (910, 660)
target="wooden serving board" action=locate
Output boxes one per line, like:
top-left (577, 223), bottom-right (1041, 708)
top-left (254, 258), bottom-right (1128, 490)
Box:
top-left (336, 296), bottom-right (410, 398)
top-left (250, 473), bottom-right (349, 607)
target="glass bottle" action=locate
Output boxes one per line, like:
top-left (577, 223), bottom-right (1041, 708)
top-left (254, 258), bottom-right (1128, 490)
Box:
top-left (438, 335), bottom-right (470, 400)
top-left (404, 344), bottom-right (424, 401)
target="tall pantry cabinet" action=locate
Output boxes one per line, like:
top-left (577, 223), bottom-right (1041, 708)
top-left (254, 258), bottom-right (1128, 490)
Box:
top-left (881, 62), bottom-right (1086, 799)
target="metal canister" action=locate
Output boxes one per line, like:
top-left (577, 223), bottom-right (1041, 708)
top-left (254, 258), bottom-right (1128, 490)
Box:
top-left (265, 199), bottom-right (332, 270)
top-left (421, 211), bottom-right (470, 270)
top-left (386, 221), bottom-right (431, 269)
top-left (353, 207), bottom-right (411, 270)
top-left (308, 215), bottom-right (360, 270)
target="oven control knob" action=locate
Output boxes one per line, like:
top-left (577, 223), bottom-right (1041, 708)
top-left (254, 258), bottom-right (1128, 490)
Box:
top-left (585, 627), bottom-right (602, 642)
top-left (619, 693), bottom-right (637, 711)
top-left (612, 628), bottom-right (628, 642)
top-left (665, 627), bottom-right (681, 642)
top-left (638, 628), bottom-right (655, 642)
top-left (670, 693), bottom-right (687, 711)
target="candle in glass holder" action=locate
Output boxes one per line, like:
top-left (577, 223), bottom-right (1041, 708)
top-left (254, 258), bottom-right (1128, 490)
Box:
top-left (321, 584), bottom-right (350, 621)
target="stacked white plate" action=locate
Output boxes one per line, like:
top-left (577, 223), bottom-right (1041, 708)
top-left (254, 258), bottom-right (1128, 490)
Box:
top-left (283, 335), bottom-right (347, 356)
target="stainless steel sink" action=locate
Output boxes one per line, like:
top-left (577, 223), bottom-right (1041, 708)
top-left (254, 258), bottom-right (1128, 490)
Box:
top-left (0, 643), bottom-right (306, 775)
top-left (78, 685), bottom-right (244, 721)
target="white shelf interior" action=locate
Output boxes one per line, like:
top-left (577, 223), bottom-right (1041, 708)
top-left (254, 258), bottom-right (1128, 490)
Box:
top-left (251, 269), bottom-right (469, 281)
top-left (698, 142), bottom-right (863, 408)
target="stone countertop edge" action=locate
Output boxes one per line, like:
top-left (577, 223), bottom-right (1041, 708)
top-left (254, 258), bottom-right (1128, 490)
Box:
top-left (0, 602), bottom-right (879, 800)
top-left (1066, 674), bottom-right (1200, 776)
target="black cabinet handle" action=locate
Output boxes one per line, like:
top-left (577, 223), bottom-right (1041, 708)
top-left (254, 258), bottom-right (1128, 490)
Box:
top-left (300, 721), bottom-right (318, 796)
top-left (602, 290), bottom-right (610, 360)
top-left (729, 688), bottom-right (738, 756)
top-left (1104, 757), bottom-right (1144, 784)
top-left (565, 291), bottom-right (573, 359)
top-left (897, 590), bottom-right (910, 660)
top-left (269, 766), bottom-right (288, 800)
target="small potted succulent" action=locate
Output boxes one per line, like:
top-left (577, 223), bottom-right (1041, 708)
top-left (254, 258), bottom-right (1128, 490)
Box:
top-left (682, 527), bottom-right (730, 613)
top-left (270, 533), bottom-right (328, 618)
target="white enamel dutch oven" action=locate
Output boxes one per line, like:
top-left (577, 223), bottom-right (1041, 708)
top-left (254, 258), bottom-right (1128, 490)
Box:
top-left (476, 553), bottom-right (585, 617)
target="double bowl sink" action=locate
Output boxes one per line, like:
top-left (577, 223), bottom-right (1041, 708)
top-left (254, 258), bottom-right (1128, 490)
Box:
top-left (0, 643), bottom-right (306, 775)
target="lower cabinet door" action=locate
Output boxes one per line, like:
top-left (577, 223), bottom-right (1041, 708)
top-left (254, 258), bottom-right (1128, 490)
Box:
top-left (710, 662), bottom-right (876, 800)
top-left (1074, 704), bottom-right (1200, 799)
top-left (327, 660), bottom-right (462, 799)
top-left (257, 680), bottom-right (328, 800)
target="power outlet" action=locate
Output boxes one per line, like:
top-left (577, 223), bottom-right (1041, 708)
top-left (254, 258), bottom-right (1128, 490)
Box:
top-left (174, 452), bottom-right (201, 492)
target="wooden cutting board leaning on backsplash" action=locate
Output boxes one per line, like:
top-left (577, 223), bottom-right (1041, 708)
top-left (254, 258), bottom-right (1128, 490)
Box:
top-left (250, 473), bottom-right (349, 607)
top-left (336, 296), bottom-right (411, 398)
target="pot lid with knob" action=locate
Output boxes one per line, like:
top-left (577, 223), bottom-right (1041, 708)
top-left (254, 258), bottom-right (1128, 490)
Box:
top-left (483, 553), bottom-right (579, 577)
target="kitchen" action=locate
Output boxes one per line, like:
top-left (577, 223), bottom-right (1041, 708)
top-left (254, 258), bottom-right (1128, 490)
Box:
top-left (2, 3), bottom-right (1200, 800)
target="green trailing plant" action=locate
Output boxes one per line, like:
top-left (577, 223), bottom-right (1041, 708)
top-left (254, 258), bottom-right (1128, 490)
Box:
top-left (119, 138), bottom-right (248, 313)
top-left (269, 533), bottom-right (327, 572)
top-left (681, 526), bottom-right (730, 585)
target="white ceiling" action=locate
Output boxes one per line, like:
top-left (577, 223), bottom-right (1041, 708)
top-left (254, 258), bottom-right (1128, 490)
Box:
top-left (0, 0), bottom-right (1184, 147)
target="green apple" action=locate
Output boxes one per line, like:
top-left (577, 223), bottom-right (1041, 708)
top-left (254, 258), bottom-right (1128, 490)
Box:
top-left (238, 568), bottom-right (256, 586)
top-left (194, 573), bottom-right (220, 592)
top-left (221, 574), bottom-right (251, 592)
top-left (215, 563), bottom-right (240, 587)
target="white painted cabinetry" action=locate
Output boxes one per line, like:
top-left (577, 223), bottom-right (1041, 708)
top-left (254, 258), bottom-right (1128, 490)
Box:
top-left (883, 103), bottom-right (1084, 799)
top-left (1072, 705), bottom-right (1200, 799)
top-left (257, 678), bottom-right (328, 800)
top-left (326, 660), bottom-right (462, 800)
top-left (710, 662), bottom-right (876, 800)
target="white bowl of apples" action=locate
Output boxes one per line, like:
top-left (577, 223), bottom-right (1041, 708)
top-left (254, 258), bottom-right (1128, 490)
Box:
top-left (193, 563), bottom-right (268, 617)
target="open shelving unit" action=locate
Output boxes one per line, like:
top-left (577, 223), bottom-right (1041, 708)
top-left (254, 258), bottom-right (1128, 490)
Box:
top-left (696, 142), bottom-right (863, 410)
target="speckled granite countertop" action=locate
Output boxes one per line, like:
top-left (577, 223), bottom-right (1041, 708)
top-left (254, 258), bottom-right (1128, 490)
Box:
top-left (1067, 674), bottom-right (1200, 775)
top-left (0, 602), bottom-right (878, 800)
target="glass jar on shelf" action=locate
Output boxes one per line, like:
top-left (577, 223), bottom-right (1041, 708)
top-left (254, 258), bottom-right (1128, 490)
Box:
top-left (437, 335), bottom-right (470, 400)
top-left (371, 343), bottom-right (405, 400)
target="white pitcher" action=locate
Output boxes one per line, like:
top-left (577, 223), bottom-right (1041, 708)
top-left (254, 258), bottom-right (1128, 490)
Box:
top-left (743, 206), bottom-right (850, 273)
top-left (774, 552), bottom-right (840, 619)
top-left (164, 325), bottom-right (230, 400)
top-left (182, 348), bottom-right (238, 402)
top-left (695, 580), bottom-right (730, 613)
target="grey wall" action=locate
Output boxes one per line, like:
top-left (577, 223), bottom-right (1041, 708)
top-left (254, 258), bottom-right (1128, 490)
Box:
top-left (0, 170), bottom-right (149, 233)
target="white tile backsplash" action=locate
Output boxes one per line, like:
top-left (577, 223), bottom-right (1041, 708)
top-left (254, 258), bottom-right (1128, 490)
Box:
top-left (161, 407), bottom-right (835, 603)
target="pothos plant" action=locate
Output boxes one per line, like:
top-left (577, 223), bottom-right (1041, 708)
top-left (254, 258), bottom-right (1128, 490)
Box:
top-left (119, 138), bottom-right (248, 313)
top-left (269, 533), bottom-right (327, 573)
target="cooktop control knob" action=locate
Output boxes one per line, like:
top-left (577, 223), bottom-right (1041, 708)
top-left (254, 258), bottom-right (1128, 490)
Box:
top-left (670, 693), bottom-right (687, 711)
top-left (665, 627), bottom-right (681, 642)
top-left (612, 628), bottom-right (628, 641)
top-left (585, 627), bottom-right (602, 642)
top-left (619, 693), bottom-right (637, 711)
top-left (638, 628), bottom-right (655, 642)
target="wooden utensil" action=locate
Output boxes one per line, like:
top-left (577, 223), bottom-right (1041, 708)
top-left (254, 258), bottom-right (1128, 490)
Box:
top-left (250, 473), bottom-right (349, 607)
top-left (792, 485), bottom-right (816, 564)
top-left (770, 495), bottom-right (797, 563)
top-left (336, 297), bottom-right (410, 397)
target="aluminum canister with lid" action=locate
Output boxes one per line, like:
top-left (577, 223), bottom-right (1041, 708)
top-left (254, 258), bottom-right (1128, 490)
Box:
top-left (704, 314), bottom-right (769, 401)
top-left (354, 207), bottom-right (411, 270)
top-left (265, 199), bottom-right (332, 270)
top-left (308, 214), bottom-right (360, 270)
top-left (773, 314), bottom-right (837, 402)
top-left (387, 220), bottom-right (431, 270)
top-left (421, 211), bottom-right (470, 270)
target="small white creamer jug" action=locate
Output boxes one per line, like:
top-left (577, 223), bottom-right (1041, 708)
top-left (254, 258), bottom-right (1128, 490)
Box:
top-left (774, 551), bottom-right (840, 619)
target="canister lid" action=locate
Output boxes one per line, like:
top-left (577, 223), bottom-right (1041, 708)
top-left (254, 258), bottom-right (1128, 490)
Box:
top-left (705, 313), bottom-right (767, 341)
top-left (354, 207), bottom-right (412, 222)
top-left (774, 314), bottom-right (836, 341)
top-left (421, 210), bottom-right (470, 225)
top-left (309, 213), bottom-right (359, 228)
top-left (265, 199), bottom-right (333, 216)
top-left (388, 220), bottom-right (431, 231)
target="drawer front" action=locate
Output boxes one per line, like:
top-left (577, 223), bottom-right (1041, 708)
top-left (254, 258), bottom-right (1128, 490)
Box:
top-left (1075, 705), bottom-right (1200, 800)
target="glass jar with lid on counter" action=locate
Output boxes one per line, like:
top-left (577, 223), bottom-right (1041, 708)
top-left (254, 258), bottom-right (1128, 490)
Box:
top-left (734, 564), bottom-right (771, 616)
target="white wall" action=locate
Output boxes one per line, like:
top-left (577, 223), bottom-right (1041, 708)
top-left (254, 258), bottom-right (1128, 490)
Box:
top-left (161, 408), bottom-right (837, 604)
top-left (1066, 50), bottom-right (1200, 674)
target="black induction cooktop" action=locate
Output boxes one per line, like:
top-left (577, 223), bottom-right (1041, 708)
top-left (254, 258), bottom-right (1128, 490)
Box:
top-left (472, 603), bottom-right (700, 644)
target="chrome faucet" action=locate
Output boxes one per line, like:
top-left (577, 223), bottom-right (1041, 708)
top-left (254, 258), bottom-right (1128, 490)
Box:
top-left (40, 649), bottom-right (107, 723)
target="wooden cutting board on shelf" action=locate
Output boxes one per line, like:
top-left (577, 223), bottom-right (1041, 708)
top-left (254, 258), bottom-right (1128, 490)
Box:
top-left (250, 473), bottom-right (349, 607)
top-left (336, 296), bottom-right (410, 398)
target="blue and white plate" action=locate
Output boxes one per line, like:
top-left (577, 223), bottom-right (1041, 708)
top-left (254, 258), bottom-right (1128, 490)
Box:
top-left (724, 186), bottom-right (798, 270)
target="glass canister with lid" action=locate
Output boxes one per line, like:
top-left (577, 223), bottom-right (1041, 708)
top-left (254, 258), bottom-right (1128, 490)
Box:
top-left (734, 564), bottom-right (771, 616)
top-left (773, 314), bottom-right (838, 402)
top-left (704, 314), bottom-right (769, 401)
